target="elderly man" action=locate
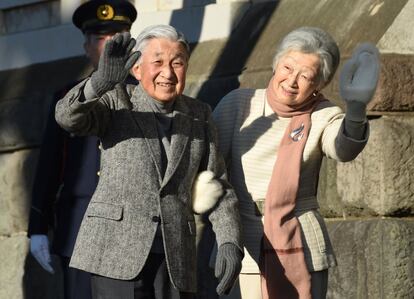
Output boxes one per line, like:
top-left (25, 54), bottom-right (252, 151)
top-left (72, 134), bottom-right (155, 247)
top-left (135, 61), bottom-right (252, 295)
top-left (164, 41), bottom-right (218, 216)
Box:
top-left (55, 24), bottom-right (243, 299)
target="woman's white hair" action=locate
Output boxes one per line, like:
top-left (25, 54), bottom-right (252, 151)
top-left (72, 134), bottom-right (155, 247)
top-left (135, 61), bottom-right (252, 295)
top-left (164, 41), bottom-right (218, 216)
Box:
top-left (134, 24), bottom-right (190, 64)
top-left (272, 27), bottom-right (340, 87)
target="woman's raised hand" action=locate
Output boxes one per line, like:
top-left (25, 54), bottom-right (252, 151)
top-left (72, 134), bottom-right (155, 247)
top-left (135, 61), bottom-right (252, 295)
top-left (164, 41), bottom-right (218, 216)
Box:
top-left (339, 43), bottom-right (380, 121)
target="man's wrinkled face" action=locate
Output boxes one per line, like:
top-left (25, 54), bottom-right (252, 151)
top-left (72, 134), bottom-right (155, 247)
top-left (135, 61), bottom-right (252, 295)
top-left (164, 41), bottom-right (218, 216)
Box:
top-left (132, 38), bottom-right (188, 102)
top-left (84, 32), bottom-right (117, 69)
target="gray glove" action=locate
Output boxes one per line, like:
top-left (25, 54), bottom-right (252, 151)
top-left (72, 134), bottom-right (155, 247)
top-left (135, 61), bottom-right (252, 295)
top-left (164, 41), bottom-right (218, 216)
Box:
top-left (30, 234), bottom-right (54, 274)
top-left (90, 32), bottom-right (141, 97)
top-left (215, 243), bottom-right (243, 296)
top-left (339, 42), bottom-right (380, 122)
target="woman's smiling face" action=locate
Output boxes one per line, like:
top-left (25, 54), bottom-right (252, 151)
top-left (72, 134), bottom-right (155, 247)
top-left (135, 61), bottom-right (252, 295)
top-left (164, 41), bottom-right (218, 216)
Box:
top-left (271, 50), bottom-right (321, 106)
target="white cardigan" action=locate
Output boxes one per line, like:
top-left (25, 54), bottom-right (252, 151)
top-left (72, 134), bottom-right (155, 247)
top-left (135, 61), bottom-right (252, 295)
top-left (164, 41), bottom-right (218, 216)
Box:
top-left (213, 88), bottom-right (368, 273)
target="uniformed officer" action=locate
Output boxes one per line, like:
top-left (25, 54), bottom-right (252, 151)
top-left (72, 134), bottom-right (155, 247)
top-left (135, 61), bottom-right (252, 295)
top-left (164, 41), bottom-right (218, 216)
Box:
top-left (28, 1), bottom-right (137, 299)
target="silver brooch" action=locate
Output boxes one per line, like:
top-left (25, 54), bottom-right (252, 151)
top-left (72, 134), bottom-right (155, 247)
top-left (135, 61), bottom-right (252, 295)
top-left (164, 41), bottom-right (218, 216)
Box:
top-left (290, 123), bottom-right (304, 141)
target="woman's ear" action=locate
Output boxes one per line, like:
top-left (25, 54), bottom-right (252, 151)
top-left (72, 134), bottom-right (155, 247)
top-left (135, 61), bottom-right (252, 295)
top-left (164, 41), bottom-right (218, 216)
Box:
top-left (316, 79), bottom-right (327, 91)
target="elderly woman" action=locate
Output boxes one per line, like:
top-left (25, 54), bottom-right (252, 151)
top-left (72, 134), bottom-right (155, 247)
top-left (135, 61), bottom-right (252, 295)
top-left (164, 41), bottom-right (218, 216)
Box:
top-left (213, 27), bottom-right (379, 299)
top-left (55, 25), bottom-right (243, 299)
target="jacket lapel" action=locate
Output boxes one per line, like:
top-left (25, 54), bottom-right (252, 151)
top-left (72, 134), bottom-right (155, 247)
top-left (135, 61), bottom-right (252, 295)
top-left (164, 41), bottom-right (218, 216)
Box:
top-left (161, 96), bottom-right (192, 187)
top-left (129, 85), bottom-right (163, 184)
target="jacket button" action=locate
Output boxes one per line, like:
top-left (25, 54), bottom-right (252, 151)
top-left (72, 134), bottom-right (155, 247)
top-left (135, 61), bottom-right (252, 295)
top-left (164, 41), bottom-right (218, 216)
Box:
top-left (152, 216), bottom-right (160, 223)
top-left (97, 171), bottom-right (100, 176)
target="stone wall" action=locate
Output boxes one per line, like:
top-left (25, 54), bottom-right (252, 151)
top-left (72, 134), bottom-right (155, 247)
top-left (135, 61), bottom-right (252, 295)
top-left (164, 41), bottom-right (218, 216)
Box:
top-left (0, 56), bottom-right (91, 299)
top-left (326, 218), bottom-right (414, 299)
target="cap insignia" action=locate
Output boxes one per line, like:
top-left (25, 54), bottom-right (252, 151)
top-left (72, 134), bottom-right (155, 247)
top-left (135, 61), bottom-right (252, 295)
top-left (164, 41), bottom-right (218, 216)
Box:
top-left (96, 4), bottom-right (114, 20)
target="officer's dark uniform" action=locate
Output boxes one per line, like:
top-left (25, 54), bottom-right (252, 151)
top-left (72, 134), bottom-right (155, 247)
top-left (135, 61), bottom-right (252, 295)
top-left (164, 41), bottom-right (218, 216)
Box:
top-left (28, 1), bottom-right (137, 299)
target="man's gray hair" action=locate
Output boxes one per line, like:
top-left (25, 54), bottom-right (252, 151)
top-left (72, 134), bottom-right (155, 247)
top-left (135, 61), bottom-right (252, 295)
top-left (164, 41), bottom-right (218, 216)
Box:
top-left (134, 24), bottom-right (190, 63)
top-left (272, 27), bottom-right (340, 87)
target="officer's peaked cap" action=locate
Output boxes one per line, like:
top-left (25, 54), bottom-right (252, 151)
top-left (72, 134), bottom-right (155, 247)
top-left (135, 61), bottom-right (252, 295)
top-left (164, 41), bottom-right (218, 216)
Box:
top-left (73, 0), bottom-right (137, 34)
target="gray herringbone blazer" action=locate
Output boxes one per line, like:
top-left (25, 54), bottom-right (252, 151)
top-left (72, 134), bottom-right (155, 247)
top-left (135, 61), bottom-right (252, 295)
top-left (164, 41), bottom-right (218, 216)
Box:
top-left (55, 80), bottom-right (242, 293)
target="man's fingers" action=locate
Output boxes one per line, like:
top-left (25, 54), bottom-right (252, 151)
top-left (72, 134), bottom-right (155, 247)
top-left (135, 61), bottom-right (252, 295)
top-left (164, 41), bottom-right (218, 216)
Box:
top-left (40, 244), bottom-right (54, 273)
top-left (32, 248), bottom-right (54, 274)
top-left (121, 32), bottom-right (131, 49)
top-left (39, 262), bottom-right (54, 274)
top-left (112, 33), bottom-right (135, 58)
top-left (125, 38), bottom-right (137, 55)
top-left (125, 51), bottom-right (141, 70)
top-left (113, 32), bottom-right (123, 44)
top-left (40, 259), bottom-right (55, 274)
top-left (216, 264), bottom-right (233, 296)
top-left (110, 33), bottom-right (124, 54)
top-left (102, 38), bottom-right (114, 58)
top-left (215, 255), bottom-right (225, 279)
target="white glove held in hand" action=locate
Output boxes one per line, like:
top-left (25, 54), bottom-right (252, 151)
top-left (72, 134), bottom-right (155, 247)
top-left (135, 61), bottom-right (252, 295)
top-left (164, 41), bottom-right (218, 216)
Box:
top-left (192, 171), bottom-right (224, 214)
top-left (339, 43), bottom-right (380, 121)
top-left (30, 234), bottom-right (54, 274)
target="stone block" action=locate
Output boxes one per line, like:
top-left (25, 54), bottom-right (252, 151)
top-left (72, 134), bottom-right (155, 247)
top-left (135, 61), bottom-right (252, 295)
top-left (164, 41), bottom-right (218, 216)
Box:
top-left (326, 218), bottom-right (414, 299)
top-left (159, 0), bottom-right (214, 10)
top-left (329, 54), bottom-right (414, 112)
top-left (337, 116), bottom-right (414, 216)
top-left (378, 0), bottom-right (414, 54)
top-left (0, 95), bottom-right (50, 152)
top-left (134, 0), bottom-right (158, 12)
top-left (186, 1), bottom-right (277, 79)
top-left (369, 54), bottom-right (414, 112)
top-left (0, 235), bottom-right (29, 299)
top-left (0, 56), bottom-right (90, 102)
top-left (2, 1), bottom-right (60, 34)
top-left (0, 149), bottom-right (39, 235)
top-left (0, 235), bottom-right (64, 299)
top-left (185, 75), bottom-right (241, 108)
top-left (159, 0), bottom-right (189, 10)
top-left (317, 157), bottom-right (345, 218)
